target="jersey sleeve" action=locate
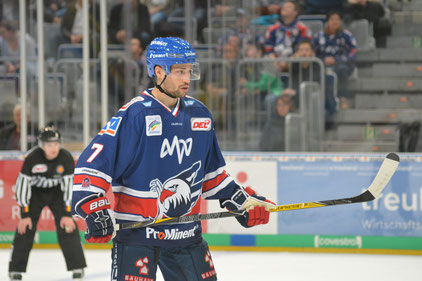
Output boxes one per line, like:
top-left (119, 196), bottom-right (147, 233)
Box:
top-left (264, 25), bottom-right (278, 54)
top-left (201, 130), bottom-right (240, 200)
top-left (72, 107), bottom-right (145, 216)
top-left (15, 156), bottom-right (33, 218)
top-left (61, 150), bottom-right (75, 216)
top-left (340, 31), bottom-right (357, 63)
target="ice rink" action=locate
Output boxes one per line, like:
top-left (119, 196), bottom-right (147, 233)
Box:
top-left (1, 248), bottom-right (421, 281)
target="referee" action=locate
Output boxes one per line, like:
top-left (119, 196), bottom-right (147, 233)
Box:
top-left (8, 127), bottom-right (86, 281)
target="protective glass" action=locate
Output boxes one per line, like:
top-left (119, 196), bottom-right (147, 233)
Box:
top-left (168, 62), bottom-right (200, 80)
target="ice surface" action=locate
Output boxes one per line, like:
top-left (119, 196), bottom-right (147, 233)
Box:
top-left (1, 248), bottom-right (421, 280)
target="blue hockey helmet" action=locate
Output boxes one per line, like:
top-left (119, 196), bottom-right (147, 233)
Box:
top-left (146, 37), bottom-right (200, 80)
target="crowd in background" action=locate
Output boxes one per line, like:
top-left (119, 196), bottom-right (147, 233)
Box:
top-left (0, 0), bottom-right (393, 151)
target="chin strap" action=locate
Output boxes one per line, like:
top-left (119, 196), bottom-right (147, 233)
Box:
top-left (153, 75), bottom-right (177, 99)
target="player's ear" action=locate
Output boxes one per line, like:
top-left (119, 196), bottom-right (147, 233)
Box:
top-left (154, 66), bottom-right (164, 80)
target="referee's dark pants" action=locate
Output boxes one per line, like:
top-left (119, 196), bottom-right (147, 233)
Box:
top-left (9, 188), bottom-right (87, 273)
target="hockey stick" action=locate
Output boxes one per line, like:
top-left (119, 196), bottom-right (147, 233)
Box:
top-left (115, 152), bottom-right (399, 231)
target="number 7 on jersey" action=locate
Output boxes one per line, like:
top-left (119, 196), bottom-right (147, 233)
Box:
top-left (87, 143), bottom-right (104, 163)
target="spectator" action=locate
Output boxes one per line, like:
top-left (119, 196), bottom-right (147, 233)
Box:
top-left (0, 20), bottom-right (37, 77)
top-left (205, 40), bottom-right (240, 130)
top-left (109, 0), bottom-right (151, 46)
top-left (143, 0), bottom-right (171, 34)
top-left (216, 8), bottom-right (265, 57)
top-left (44, 0), bottom-right (66, 24)
top-left (265, 0), bottom-right (312, 72)
top-left (313, 11), bottom-right (356, 109)
top-left (108, 37), bottom-right (150, 112)
top-left (284, 39), bottom-right (338, 117)
top-left (254, 0), bottom-right (282, 21)
top-left (240, 42), bottom-right (284, 105)
top-left (259, 94), bottom-right (294, 151)
top-left (60, 0), bottom-right (100, 57)
top-left (0, 104), bottom-right (37, 150)
top-left (344, 0), bottom-right (392, 48)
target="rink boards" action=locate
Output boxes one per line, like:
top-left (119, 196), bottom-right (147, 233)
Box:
top-left (1, 152), bottom-right (422, 254)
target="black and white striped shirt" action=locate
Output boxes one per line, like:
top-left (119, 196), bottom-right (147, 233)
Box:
top-left (15, 146), bottom-right (75, 218)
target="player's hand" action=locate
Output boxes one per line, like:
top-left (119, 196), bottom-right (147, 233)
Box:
top-left (75, 195), bottom-right (114, 243)
top-left (60, 216), bottom-right (76, 233)
top-left (221, 186), bottom-right (276, 228)
top-left (85, 209), bottom-right (114, 243)
top-left (17, 217), bottom-right (32, 234)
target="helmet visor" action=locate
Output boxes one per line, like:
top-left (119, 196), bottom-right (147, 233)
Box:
top-left (168, 62), bottom-right (200, 81)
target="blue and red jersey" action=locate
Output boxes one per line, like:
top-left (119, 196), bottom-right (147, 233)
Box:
top-left (313, 28), bottom-right (357, 64)
top-left (265, 19), bottom-right (312, 57)
top-left (72, 90), bottom-right (240, 247)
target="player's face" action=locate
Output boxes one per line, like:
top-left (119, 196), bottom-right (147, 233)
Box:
top-left (163, 64), bottom-right (193, 98)
top-left (42, 141), bottom-right (61, 160)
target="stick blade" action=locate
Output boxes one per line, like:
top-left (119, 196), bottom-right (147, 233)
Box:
top-left (367, 152), bottom-right (400, 198)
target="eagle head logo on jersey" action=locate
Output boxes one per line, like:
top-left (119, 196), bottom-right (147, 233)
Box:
top-left (150, 161), bottom-right (201, 219)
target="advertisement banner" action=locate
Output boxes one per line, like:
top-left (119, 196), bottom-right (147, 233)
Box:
top-left (277, 155), bottom-right (422, 237)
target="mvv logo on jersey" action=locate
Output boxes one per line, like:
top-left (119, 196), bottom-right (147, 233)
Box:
top-left (146, 115), bottom-right (162, 136)
top-left (160, 136), bottom-right (192, 164)
top-left (99, 117), bottom-right (122, 136)
top-left (191, 117), bottom-right (211, 131)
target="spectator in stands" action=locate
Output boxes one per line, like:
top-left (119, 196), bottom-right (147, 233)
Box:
top-left (313, 11), bottom-right (356, 110)
top-left (305, 0), bottom-right (344, 14)
top-left (143, 0), bottom-right (171, 35)
top-left (284, 39), bottom-right (338, 117)
top-left (344, 0), bottom-right (392, 48)
top-left (251, 1), bottom-right (282, 25)
top-left (109, 0), bottom-right (151, 46)
top-left (0, 20), bottom-right (37, 77)
top-left (0, 104), bottom-right (37, 150)
top-left (44, 0), bottom-right (66, 24)
top-left (108, 37), bottom-right (150, 112)
top-left (283, 39), bottom-right (320, 107)
top-left (265, 0), bottom-right (312, 72)
top-left (240, 41), bottom-right (284, 105)
top-left (205, 40), bottom-right (240, 130)
top-left (216, 8), bottom-right (265, 57)
top-left (61, 0), bottom-right (100, 57)
top-left (259, 94), bottom-right (294, 151)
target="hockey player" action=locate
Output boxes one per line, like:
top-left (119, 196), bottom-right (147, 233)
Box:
top-left (72, 37), bottom-right (276, 281)
top-left (8, 127), bottom-right (86, 281)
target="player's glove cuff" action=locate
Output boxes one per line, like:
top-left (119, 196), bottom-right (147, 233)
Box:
top-left (74, 194), bottom-right (111, 219)
top-left (74, 194), bottom-right (114, 243)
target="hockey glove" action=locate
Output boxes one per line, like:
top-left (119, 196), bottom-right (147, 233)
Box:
top-left (75, 194), bottom-right (114, 243)
top-left (220, 186), bottom-right (276, 228)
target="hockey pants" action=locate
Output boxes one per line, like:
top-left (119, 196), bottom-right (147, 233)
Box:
top-left (111, 239), bottom-right (217, 281)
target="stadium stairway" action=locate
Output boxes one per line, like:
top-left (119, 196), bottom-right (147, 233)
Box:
top-left (324, 1), bottom-right (422, 153)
